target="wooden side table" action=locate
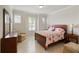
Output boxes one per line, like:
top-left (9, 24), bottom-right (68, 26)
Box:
top-left (67, 34), bottom-right (78, 43)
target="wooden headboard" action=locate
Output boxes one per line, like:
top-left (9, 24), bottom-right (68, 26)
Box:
top-left (53, 25), bottom-right (67, 32)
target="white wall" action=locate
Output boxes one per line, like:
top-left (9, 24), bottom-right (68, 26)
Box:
top-left (13, 10), bottom-right (47, 34)
top-left (47, 6), bottom-right (79, 34)
top-left (13, 10), bottom-right (28, 33)
top-left (0, 6), bottom-right (3, 39)
top-left (47, 6), bottom-right (79, 24)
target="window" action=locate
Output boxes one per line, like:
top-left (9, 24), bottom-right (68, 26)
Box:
top-left (28, 16), bottom-right (36, 31)
top-left (14, 15), bottom-right (21, 23)
top-left (42, 17), bottom-right (45, 23)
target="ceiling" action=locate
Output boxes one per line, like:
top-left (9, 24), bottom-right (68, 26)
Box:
top-left (11, 5), bottom-right (70, 15)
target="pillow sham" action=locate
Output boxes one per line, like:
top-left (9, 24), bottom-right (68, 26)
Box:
top-left (55, 28), bottom-right (65, 34)
top-left (48, 26), bottom-right (55, 31)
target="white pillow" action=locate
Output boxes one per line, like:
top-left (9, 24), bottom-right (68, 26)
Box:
top-left (48, 26), bottom-right (55, 31)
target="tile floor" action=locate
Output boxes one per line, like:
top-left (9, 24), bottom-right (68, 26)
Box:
top-left (17, 35), bottom-right (65, 53)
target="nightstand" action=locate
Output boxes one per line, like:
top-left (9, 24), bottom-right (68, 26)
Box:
top-left (67, 34), bottom-right (78, 43)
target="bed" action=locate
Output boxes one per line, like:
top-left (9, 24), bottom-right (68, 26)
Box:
top-left (35, 25), bottom-right (67, 49)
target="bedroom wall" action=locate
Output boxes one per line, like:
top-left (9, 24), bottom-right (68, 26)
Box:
top-left (13, 10), bottom-right (47, 34)
top-left (47, 6), bottom-right (79, 34)
top-left (0, 6), bottom-right (3, 40)
top-left (13, 10), bottom-right (28, 33)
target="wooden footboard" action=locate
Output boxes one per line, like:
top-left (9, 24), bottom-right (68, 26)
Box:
top-left (35, 25), bottom-right (67, 49)
top-left (35, 33), bottom-right (46, 49)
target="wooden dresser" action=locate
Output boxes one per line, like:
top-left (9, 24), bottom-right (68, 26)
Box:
top-left (67, 34), bottom-right (78, 43)
top-left (1, 32), bottom-right (18, 53)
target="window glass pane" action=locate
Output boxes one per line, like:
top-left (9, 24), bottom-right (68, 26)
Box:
top-left (14, 15), bottom-right (21, 23)
top-left (29, 18), bottom-right (32, 23)
top-left (28, 16), bottom-right (36, 31)
top-left (32, 24), bottom-right (35, 26)
top-left (32, 26), bottom-right (35, 30)
top-left (42, 17), bottom-right (45, 23)
top-left (29, 27), bottom-right (32, 31)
